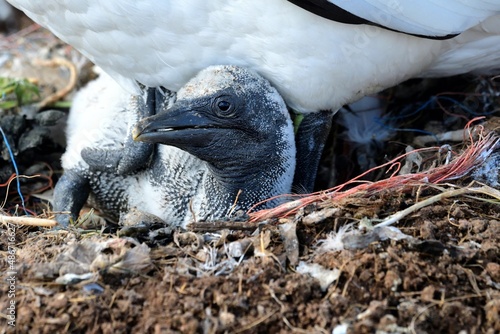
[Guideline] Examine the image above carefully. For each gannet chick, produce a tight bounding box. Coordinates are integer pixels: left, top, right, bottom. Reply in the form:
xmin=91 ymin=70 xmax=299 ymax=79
xmin=54 ymin=65 xmax=295 ymax=228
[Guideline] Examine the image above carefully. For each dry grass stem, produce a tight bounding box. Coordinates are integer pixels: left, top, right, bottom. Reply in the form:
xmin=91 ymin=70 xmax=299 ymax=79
xmin=1 ymin=214 xmax=57 ymax=227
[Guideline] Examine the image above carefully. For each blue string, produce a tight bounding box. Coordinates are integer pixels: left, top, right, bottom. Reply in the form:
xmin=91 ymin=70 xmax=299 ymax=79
xmin=382 ymin=97 xmax=437 ymax=122
xmin=375 ymin=93 xmax=499 ymax=145
xmin=435 ymin=96 xmax=498 ymax=116
xmin=0 ymin=125 xmax=28 ymax=215
xmin=375 ymin=116 xmax=440 ymax=144
xmin=374 ymin=97 xmax=441 ymax=144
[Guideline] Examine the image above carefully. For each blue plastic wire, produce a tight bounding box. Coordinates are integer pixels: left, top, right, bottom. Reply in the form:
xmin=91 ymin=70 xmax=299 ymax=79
xmin=0 ymin=124 xmax=28 ymax=215
xmin=382 ymin=97 xmax=437 ymax=122
xmin=383 ymin=122 xmax=440 ymax=143
xmin=374 ymin=97 xmax=440 ymax=144
xmin=435 ymin=95 xmax=498 ymax=117
xmin=375 ymin=92 xmax=499 ymax=145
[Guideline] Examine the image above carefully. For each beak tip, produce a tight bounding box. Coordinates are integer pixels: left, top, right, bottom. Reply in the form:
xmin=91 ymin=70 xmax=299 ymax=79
xmin=132 ymin=127 xmax=141 ymax=141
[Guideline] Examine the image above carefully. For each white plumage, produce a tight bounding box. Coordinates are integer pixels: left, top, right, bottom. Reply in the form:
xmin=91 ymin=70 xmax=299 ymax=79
xmin=328 ymin=0 xmax=498 ymax=36
xmin=0 ymin=0 xmax=13 ymax=22
xmin=6 ymin=0 xmax=500 ymax=113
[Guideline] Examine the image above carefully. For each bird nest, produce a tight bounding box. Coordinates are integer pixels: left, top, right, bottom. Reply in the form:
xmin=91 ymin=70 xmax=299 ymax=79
xmin=1 ymin=21 xmax=499 ymax=333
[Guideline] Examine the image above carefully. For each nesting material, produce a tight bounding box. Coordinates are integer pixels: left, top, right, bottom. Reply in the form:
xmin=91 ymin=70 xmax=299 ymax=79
xmin=250 ymin=119 xmax=500 ymax=221
xmin=296 ymin=262 xmax=341 ymax=292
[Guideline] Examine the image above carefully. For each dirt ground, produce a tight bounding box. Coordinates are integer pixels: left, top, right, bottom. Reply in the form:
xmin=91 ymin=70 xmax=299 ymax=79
xmin=1 ymin=14 xmax=499 ymax=334
xmin=1 ymin=186 xmax=499 ymax=334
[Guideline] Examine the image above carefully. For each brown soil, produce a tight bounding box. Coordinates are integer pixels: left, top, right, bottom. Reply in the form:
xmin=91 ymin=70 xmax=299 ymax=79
xmin=1 ymin=185 xmax=499 ymax=334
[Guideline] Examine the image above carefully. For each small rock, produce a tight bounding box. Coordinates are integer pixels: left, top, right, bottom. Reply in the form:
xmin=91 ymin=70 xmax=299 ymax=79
xmin=486 ymin=262 xmax=500 ymax=281
xmin=34 ymin=109 xmax=66 ymax=126
xmin=227 ymin=238 xmax=253 ymax=258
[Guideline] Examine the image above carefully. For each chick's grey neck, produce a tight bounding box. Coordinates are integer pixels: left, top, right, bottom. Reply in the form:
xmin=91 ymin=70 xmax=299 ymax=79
xmin=207 ymin=158 xmax=289 ymax=210
xmin=150 ymin=145 xmax=289 ymax=217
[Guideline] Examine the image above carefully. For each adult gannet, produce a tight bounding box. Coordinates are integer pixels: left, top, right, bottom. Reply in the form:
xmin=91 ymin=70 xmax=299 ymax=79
xmin=7 ymin=0 xmax=500 ymax=190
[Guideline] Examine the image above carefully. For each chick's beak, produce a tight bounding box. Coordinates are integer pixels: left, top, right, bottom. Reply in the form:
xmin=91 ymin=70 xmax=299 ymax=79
xmin=132 ymin=104 xmax=221 ymax=147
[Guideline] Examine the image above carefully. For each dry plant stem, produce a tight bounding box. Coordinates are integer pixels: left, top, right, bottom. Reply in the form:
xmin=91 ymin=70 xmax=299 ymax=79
xmin=414 ymin=126 xmax=477 ymax=146
xmin=227 ymin=189 xmax=243 ymax=217
xmin=1 ymin=214 xmax=58 ymax=227
xmin=409 ymin=291 xmax=489 ymax=334
xmin=35 ymin=57 xmax=77 ymax=108
xmin=188 ymin=219 xmax=260 ymax=232
xmin=282 ymin=316 xmax=311 ymax=334
xmin=250 ymin=129 xmax=498 ymax=222
xmin=376 ymin=185 xmax=500 ymax=228
xmin=233 ymin=310 xmax=278 ymax=334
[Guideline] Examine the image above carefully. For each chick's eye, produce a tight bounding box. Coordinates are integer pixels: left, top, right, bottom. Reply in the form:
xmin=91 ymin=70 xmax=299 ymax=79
xmin=213 ymin=96 xmax=236 ymax=117
xmin=217 ymin=100 xmax=231 ymax=111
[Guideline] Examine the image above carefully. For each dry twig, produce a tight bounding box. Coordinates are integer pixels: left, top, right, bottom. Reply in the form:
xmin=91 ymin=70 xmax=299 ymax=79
xmin=1 ymin=214 xmax=57 ymax=227
xmin=249 ymin=121 xmax=499 ymax=222
xmin=35 ymin=57 xmax=77 ymax=108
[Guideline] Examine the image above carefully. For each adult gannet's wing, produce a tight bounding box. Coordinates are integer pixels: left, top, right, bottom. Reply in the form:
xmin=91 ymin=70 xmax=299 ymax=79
xmin=288 ymin=0 xmax=499 ymax=38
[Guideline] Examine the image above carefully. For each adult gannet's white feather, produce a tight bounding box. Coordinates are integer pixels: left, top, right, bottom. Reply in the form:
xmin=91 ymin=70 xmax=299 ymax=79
xmin=6 ymin=0 xmax=500 ymax=114
xmin=0 ymin=0 xmax=13 ymax=22
xmin=324 ymin=0 xmax=498 ymax=36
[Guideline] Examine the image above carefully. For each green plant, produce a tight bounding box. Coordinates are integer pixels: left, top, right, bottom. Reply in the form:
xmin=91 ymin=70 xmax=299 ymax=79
xmin=0 ymin=77 xmax=40 ymax=110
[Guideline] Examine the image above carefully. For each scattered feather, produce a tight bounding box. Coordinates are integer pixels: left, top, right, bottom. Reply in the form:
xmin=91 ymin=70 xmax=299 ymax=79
xmin=279 ymin=220 xmax=299 ymax=266
xmin=296 ymin=261 xmax=340 ymax=291
xmin=338 ymin=96 xmax=393 ymax=145
xmin=55 ymin=272 xmax=94 ymax=285
xmin=341 ymin=226 xmax=413 ymax=250
xmin=316 ymin=223 xmax=355 ymax=253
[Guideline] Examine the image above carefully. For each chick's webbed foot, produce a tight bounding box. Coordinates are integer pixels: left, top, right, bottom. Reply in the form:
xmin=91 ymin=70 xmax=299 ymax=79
xmin=81 ymin=143 xmax=153 ymax=175
xmin=82 ymin=87 xmax=174 ymax=175
xmin=293 ymin=110 xmax=334 ymax=193
xmin=53 ymin=169 xmax=91 ymax=228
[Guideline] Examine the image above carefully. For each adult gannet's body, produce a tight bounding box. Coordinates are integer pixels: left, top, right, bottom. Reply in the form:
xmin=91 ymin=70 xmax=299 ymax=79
xmin=8 ymin=0 xmax=500 ymax=190
xmin=54 ymin=66 xmax=296 ymax=227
